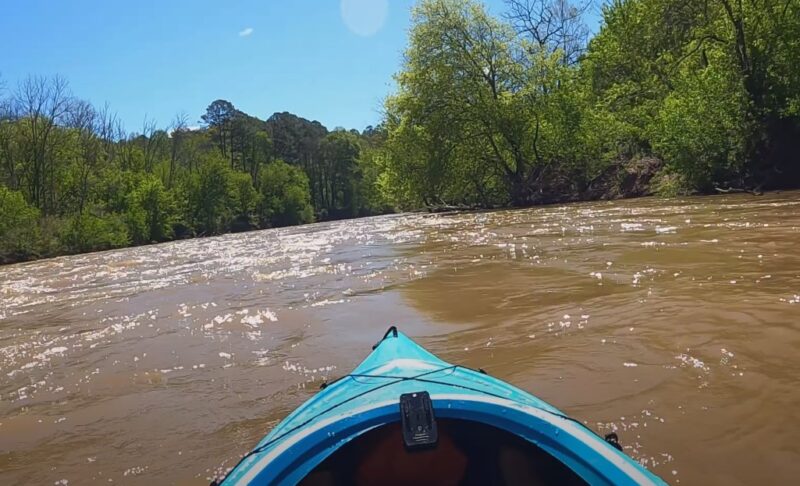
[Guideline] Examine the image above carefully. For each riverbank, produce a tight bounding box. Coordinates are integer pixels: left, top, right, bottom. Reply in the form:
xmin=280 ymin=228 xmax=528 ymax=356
xmin=3 ymin=173 xmax=782 ymax=268
xmin=425 ymin=153 xmax=789 ymax=215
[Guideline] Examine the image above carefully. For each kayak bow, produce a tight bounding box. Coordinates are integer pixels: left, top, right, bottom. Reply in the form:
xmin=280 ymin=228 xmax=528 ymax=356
xmin=219 ymin=327 xmax=666 ymax=485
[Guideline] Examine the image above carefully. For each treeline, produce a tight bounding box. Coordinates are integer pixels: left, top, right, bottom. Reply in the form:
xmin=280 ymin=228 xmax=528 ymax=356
xmin=379 ymin=0 xmax=800 ymax=208
xmin=0 ymin=77 xmax=391 ymax=263
xmin=4 ymin=0 xmax=800 ymax=263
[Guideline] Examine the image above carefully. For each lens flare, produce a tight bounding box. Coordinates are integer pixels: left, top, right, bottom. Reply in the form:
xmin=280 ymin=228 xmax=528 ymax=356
xmin=340 ymin=0 xmax=389 ymax=37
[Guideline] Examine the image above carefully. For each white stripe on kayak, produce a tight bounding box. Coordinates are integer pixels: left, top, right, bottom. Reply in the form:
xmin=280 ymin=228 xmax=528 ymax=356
xmin=235 ymin=393 xmax=661 ymax=485
xmin=357 ymin=358 xmax=447 ymax=375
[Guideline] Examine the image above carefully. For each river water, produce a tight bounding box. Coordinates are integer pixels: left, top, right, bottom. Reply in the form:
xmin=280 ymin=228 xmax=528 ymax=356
xmin=1 ymin=192 xmax=799 ymax=485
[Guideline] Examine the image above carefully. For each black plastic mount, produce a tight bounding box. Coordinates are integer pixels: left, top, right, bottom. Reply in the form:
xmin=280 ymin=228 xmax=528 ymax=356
xmin=604 ymin=432 xmax=623 ymax=451
xmin=399 ymin=391 xmax=438 ymax=450
xmin=372 ymin=325 xmax=399 ymax=350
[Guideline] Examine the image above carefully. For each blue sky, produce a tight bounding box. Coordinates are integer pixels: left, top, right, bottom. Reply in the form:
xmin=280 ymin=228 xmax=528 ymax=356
xmin=1 ymin=0 xmax=601 ymax=133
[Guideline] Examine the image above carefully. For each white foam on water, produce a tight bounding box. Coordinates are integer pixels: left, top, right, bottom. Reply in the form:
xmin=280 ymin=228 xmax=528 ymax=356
xmin=675 ymin=354 xmax=710 ymax=373
xmin=621 ymin=223 xmax=644 ymax=232
xmin=310 ymin=299 xmax=345 ymax=308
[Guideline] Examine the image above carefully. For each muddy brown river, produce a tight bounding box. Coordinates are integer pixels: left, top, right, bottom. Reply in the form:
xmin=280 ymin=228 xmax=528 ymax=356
xmin=2 ymin=192 xmax=799 ymax=485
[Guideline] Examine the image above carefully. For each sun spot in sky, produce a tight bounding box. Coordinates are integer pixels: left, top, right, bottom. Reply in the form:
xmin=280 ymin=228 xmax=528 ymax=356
xmin=340 ymin=0 xmax=389 ymax=37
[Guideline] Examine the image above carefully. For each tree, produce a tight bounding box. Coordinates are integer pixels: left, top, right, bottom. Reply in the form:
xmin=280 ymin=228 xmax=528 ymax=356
xmin=317 ymin=130 xmax=361 ymax=217
xmin=265 ymin=112 xmax=328 ymax=165
xmin=257 ymin=160 xmax=314 ymax=227
xmin=0 ymin=107 xmax=21 ymax=190
xmin=505 ymin=0 xmax=592 ymax=65
xmin=0 ymin=185 xmax=40 ymax=261
xmin=62 ymin=100 xmax=118 ymax=215
xmin=355 ymin=143 xmax=394 ymax=215
xmin=14 ymin=75 xmax=72 ymax=214
xmin=127 ymin=176 xmax=177 ymax=243
xmin=0 ymin=75 xmax=392 ymax=264
xmin=585 ymin=0 xmax=800 ymax=191
xmin=139 ymin=117 xmax=168 ymax=173
xmin=168 ymin=112 xmax=189 ymax=188
xmin=201 ymin=99 xmax=236 ymax=162
xmin=228 ymin=170 xmax=260 ymax=231
xmin=384 ymin=0 xmax=587 ymax=207
xmin=186 ymin=155 xmax=235 ymax=235
xmin=230 ymin=112 xmax=272 ymax=178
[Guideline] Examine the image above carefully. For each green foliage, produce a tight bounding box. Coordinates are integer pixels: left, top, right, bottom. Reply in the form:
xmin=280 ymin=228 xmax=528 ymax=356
xmin=0 ymin=79 xmax=389 ymax=263
xmin=383 ymin=0 xmax=596 ymax=207
xmin=127 ymin=176 xmax=178 ymax=243
xmin=186 ymin=156 xmax=235 ymax=235
xmin=229 ymin=171 xmax=260 ymax=218
xmin=651 ymin=66 xmax=749 ymax=190
xmin=36 ymin=216 xmax=67 ymax=257
xmin=317 ymin=130 xmax=361 ymax=218
xmin=651 ymin=169 xmax=692 ymax=197
xmin=354 ymin=145 xmax=394 ymax=215
xmin=586 ymin=0 xmax=800 ymax=189
xmin=60 ymin=212 xmax=129 ymax=254
xmin=266 ymin=112 xmax=327 ymax=165
xmin=257 ymin=160 xmax=314 ymax=227
xmin=381 ymin=0 xmax=800 ymax=207
xmin=0 ymin=185 xmax=40 ymax=260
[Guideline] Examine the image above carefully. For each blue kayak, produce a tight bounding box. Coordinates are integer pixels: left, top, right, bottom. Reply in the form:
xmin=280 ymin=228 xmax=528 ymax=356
xmin=220 ymin=328 xmax=666 ymax=485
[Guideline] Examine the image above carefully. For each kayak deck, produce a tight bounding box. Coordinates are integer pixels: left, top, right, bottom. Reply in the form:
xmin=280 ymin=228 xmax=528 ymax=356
xmin=220 ymin=328 xmax=666 ymax=485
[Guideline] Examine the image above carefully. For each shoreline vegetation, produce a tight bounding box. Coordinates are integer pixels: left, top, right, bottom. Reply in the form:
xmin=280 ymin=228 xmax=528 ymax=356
xmin=2 ymin=0 xmax=799 ymax=265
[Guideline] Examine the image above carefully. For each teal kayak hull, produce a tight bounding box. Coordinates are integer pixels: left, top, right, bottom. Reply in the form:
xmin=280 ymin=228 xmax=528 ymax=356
xmin=221 ymin=328 xmax=666 ymax=485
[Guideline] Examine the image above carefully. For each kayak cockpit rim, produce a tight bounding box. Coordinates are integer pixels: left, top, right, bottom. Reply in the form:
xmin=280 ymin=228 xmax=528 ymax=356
xmin=227 ymin=393 xmax=661 ymax=486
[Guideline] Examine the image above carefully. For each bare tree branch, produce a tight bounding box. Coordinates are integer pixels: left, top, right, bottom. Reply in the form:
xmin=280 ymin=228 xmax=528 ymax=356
xmin=168 ymin=111 xmax=189 ymax=187
xmin=13 ymin=75 xmax=72 ymax=213
xmin=504 ymin=0 xmax=593 ymax=65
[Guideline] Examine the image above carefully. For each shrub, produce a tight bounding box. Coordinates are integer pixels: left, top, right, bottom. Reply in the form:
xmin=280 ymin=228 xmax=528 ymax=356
xmin=60 ymin=212 xmax=129 ymax=254
xmin=0 ymin=186 xmax=40 ymax=262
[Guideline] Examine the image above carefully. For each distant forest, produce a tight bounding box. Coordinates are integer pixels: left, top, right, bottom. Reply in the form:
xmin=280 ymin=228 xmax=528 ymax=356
xmin=2 ymin=0 xmax=799 ymax=264
xmin=0 ymin=88 xmax=391 ymax=263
